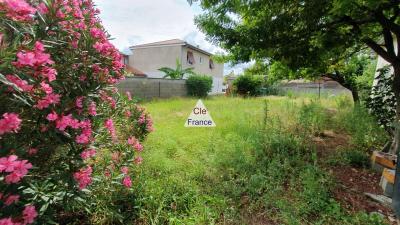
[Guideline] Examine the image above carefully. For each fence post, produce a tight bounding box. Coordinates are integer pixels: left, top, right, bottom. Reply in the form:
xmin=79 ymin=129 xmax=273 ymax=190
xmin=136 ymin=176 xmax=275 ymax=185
xmin=158 ymin=81 xmax=161 ymax=98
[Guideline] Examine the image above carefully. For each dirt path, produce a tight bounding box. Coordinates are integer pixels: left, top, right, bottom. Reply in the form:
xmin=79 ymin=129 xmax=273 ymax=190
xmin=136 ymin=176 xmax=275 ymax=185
xmin=313 ymin=130 xmax=396 ymax=224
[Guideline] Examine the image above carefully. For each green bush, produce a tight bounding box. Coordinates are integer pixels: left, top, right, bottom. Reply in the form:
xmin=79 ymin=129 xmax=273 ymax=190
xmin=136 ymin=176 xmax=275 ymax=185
xmin=186 ymin=74 xmax=213 ymax=97
xmin=233 ymin=75 xmax=263 ymax=96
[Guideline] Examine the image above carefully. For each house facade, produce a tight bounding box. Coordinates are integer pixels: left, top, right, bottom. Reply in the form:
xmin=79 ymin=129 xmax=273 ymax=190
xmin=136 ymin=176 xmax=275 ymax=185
xmin=127 ymin=39 xmax=224 ymax=94
xmin=374 ymin=38 xmax=398 ymax=84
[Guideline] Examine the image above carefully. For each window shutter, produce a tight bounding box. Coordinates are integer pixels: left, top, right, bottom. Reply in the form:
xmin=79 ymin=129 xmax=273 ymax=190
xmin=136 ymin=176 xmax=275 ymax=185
xmin=187 ymin=51 xmax=195 ymax=65
xmin=209 ymin=59 xmax=215 ymax=69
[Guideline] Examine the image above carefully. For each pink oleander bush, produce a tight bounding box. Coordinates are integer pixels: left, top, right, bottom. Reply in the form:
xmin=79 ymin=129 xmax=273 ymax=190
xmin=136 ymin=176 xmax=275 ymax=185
xmin=0 ymin=0 xmax=152 ymax=224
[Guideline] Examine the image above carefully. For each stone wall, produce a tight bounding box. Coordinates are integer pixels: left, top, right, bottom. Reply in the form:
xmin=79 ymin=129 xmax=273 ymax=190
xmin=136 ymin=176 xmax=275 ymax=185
xmin=116 ymin=77 xmax=188 ymax=99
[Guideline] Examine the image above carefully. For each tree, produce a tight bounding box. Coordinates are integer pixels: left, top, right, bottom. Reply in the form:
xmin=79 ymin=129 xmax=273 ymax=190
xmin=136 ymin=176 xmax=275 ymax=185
xmin=325 ymin=53 xmax=372 ymax=103
xmin=267 ymin=61 xmax=296 ymax=85
xmin=243 ymin=60 xmax=269 ymax=77
xmin=158 ymin=58 xmax=195 ymax=79
xmin=192 ymin=0 xmax=400 ymax=110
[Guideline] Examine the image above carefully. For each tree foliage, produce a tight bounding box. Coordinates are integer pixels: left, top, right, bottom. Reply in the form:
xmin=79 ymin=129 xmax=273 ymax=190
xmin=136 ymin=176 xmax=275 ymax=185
xmin=186 ymin=74 xmax=213 ymax=97
xmin=233 ymin=74 xmax=263 ymax=96
xmin=193 ymin=0 xmax=400 ymax=104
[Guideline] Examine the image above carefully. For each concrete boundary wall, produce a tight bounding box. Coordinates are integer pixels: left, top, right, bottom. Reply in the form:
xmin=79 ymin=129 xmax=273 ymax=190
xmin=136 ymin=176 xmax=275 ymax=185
xmin=117 ymin=77 xmax=187 ymax=99
xmin=278 ymin=80 xmax=351 ymax=96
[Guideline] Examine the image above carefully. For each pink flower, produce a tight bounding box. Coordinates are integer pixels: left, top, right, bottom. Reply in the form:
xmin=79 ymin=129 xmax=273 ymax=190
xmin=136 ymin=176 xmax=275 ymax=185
xmin=71 ymin=40 xmax=78 ymax=49
xmin=34 ymin=41 xmax=45 ymax=52
xmin=120 ymin=166 xmax=128 ymax=174
xmin=89 ymin=27 xmax=105 ymax=39
xmin=122 ymin=176 xmax=132 ymax=188
xmin=128 ymin=137 xmax=143 ymax=152
xmin=125 ymin=91 xmax=132 ymax=100
xmin=79 ymin=75 xmax=87 ymax=81
xmin=104 ymin=170 xmax=111 ymax=178
xmin=16 ymin=51 xmax=35 ymax=66
xmin=28 ymin=148 xmax=38 ymax=155
xmin=56 ymin=10 xmax=65 ymax=19
xmin=22 ymin=205 xmax=37 ymax=224
xmin=1 ymin=158 xmax=31 ymax=184
xmin=0 ymin=218 xmax=14 ymax=225
xmin=75 ymin=133 xmax=90 ymax=144
xmin=88 ymin=102 xmax=97 ymax=116
xmin=4 ymin=195 xmax=19 ymax=206
xmin=0 ymin=113 xmax=22 ymax=135
xmin=146 ymin=117 xmax=154 ymax=132
xmin=138 ymin=114 xmax=146 ymax=125
xmin=134 ymin=156 xmax=143 ymax=165
xmin=34 ymin=51 xmax=53 ymax=65
xmin=5 ymin=172 xmax=22 ymax=184
xmin=73 ymin=166 xmax=93 ymax=189
xmin=134 ymin=142 xmax=143 ymax=152
xmin=124 ymin=110 xmax=131 ymax=118
xmin=80 ymin=149 xmax=96 ymax=160
xmin=111 ymin=152 xmax=120 ymax=163
xmin=3 ymin=0 xmax=36 ymax=21
xmin=5 ymin=75 xmax=33 ymax=92
xmin=104 ymin=118 xmax=117 ymax=141
xmin=37 ymin=2 xmax=48 ymax=14
xmin=75 ymin=96 xmax=84 ymax=108
xmin=41 ymin=67 xmax=57 ymax=82
xmin=40 ymin=81 xmax=53 ymax=94
xmin=55 ymin=114 xmax=79 ymax=131
xmin=46 ymin=111 xmax=58 ymax=121
xmin=0 ymin=155 xmax=17 ymax=172
xmin=13 ymin=159 xmax=32 ymax=176
xmin=34 ymin=93 xmax=61 ymax=109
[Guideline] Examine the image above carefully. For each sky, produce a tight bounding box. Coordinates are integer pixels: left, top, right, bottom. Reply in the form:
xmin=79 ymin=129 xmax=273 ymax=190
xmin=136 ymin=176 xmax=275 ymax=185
xmin=93 ymin=0 xmax=249 ymax=75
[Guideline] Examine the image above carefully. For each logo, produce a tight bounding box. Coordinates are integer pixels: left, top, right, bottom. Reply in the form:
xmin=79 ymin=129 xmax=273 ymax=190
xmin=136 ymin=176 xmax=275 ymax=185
xmin=185 ymin=99 xmax=216 ymax=127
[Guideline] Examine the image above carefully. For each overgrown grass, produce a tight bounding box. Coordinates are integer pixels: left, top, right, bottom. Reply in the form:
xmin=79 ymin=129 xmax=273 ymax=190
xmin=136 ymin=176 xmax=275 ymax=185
xmin=131 ymin=95 xmax=388 ymax=225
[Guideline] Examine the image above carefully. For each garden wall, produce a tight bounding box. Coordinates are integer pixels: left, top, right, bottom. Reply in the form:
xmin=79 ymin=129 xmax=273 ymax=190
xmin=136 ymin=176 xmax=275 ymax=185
xmin=278 ymin=80 xmax=351 ymax=96
xmin=117 ymin=77 xmax=188 ymax=99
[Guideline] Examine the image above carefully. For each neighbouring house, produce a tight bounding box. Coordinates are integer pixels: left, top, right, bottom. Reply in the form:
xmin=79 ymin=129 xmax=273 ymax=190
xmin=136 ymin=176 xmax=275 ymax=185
xmin=374 ymin=38 xmax=398 ymax=84
xmin=120 ymin=53 xmax=147 ymax=77
xmin=127 ymin=39 xmax=224 ymax=94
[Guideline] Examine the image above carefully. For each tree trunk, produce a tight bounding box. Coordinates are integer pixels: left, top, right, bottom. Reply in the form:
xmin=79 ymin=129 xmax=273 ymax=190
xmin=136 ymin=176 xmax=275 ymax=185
xmin=350 ymin=88 xmax=360 ymax=105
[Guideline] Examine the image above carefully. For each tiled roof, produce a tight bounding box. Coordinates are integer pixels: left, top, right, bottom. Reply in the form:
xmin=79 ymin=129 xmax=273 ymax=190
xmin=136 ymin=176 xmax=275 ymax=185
xmin=125 ymin=65 xmax=147 ymax=76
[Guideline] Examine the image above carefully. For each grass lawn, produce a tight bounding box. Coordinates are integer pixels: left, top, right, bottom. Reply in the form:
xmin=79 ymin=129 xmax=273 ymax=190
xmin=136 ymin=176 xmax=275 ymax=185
xmin=133 ymin=95 xmax=390 ymax=225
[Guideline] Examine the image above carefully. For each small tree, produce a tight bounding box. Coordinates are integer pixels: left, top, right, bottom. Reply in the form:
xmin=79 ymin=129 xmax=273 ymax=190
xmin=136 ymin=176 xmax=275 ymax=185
xmin=159 ymin=58 xmax=194 ymax=79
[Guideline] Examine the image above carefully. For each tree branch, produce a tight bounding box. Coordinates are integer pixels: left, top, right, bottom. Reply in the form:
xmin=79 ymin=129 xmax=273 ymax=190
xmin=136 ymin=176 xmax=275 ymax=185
xmin=376 ymin=11 xmax=400 ymax=56
xmin=364 ymin=38 xmax=396 ymax=64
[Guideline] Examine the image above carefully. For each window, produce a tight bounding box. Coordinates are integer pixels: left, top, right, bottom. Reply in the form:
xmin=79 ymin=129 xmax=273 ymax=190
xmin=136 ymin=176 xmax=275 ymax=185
xmin=123 ymin=55 xmax=129 ymax=65
xmin=200 ymin=57 xmax=203 ymax=64
xmin=209 ymin=59 xmax=215 ymax=69
xmin=187 ymin=51 xmax=195 ymax=65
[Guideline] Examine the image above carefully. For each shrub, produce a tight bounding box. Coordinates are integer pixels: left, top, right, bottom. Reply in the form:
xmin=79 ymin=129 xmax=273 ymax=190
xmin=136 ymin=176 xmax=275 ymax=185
xmin=365 ymin=66 xmax=396 ymax=132
xmin=0 ymin=0 xmax=152 ymax=223
xmin=186 ymin=74 xmax=212 ymax=98
xmin=233 ymin=74 xmax=262 ymax=96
